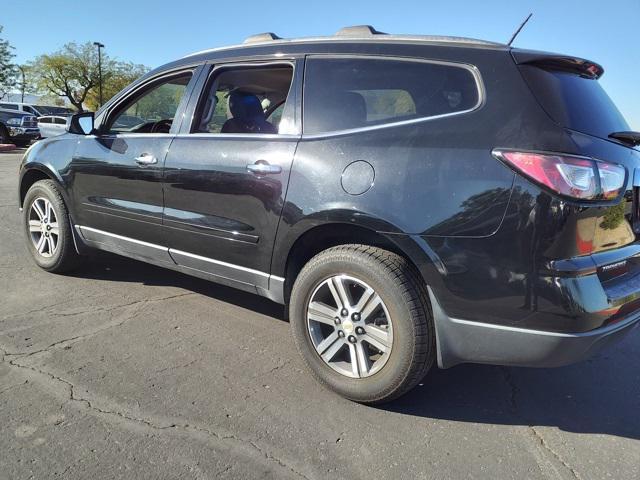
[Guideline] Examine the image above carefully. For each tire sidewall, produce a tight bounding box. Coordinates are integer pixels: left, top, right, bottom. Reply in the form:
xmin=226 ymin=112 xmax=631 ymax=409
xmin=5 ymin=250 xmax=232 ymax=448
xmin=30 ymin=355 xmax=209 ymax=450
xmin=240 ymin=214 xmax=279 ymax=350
xmin=290 ymin=250 xmax=422 ymax=402
xmin=23 ymin=181 xmax=72 ymax=271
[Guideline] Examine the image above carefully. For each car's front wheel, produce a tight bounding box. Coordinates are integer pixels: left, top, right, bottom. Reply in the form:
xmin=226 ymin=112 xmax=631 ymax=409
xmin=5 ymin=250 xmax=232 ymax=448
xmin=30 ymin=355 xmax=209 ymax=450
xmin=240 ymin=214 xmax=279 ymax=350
xmin=290 ymin=245 xmax=436 ymax=404
xmin=23 ymin=179 xmax=82 ymax=273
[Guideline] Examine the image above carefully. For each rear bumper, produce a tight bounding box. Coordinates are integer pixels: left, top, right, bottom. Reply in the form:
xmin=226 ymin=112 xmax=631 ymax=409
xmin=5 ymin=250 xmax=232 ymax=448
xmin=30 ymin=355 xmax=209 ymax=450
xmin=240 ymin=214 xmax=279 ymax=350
xmin=430 ymin=286 xmax=640 ymax=368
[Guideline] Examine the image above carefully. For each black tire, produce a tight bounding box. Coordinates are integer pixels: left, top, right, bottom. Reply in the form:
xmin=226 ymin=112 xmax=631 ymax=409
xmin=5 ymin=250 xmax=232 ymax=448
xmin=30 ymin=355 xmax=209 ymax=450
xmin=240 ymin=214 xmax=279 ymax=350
xmin=22 ymin=179 xmax=82 ymax=273
xmin=290 ymin=245 xmax=436 ymax=404
xmin=0 ymin=125 xmax=9 ymax=144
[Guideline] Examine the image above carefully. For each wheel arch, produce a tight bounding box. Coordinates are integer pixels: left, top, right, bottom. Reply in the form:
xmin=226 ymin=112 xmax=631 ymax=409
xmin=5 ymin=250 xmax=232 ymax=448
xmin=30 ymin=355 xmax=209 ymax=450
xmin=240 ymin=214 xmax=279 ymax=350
xmin=278 ymin=222 xmax=444 ymax=305
xmin=19 ymin=165 xmax=69 ymax=211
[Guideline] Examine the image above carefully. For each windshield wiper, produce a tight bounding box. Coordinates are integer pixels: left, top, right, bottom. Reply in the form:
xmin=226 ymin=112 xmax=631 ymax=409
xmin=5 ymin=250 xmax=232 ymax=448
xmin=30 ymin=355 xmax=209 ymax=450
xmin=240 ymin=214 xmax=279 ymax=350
xmin=609 ymin=131 xmax=640 ymax=147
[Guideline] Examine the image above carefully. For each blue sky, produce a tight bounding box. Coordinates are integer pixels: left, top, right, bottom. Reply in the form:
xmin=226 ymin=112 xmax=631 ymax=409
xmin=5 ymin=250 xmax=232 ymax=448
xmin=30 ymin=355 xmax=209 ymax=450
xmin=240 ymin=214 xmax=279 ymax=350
xmin=3 ymin=0 xmax=639 ymax=128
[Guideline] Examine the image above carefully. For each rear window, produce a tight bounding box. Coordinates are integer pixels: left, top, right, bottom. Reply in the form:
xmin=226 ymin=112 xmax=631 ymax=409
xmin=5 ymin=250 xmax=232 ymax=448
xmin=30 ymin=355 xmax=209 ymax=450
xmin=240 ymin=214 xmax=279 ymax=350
xmin=303 ymin=57 xmax=480 ymax=134
xmin=519 ymin=65 xmax=629 ymax=140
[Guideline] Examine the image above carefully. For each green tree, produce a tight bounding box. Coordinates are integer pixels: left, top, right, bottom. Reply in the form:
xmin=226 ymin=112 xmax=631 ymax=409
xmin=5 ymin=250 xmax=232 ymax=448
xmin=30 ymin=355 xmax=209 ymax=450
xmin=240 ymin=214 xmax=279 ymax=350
xmin=84 ymin=61 xmax=148 ymax=111
xmin=28 ymin=42 xmax=148 ymax=112
xmin=0 ymin=26 xmax=17 ymax=100
xmin=28 ymin=42 xmax=102 ymax=111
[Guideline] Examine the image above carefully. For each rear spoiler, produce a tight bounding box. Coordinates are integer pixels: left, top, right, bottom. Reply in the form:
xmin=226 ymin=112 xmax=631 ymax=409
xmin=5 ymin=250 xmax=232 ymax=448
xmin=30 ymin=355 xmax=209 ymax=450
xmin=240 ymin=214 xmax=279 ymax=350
xmin=512 ymin=49 xmax=604 ymax=79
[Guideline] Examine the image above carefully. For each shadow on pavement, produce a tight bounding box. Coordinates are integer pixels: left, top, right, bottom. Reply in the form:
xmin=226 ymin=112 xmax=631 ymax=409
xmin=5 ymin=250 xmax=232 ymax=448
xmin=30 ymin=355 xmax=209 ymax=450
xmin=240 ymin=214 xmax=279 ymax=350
xmin=68 ymin=250 xmax=286 ymax=321
xmin=69 ymin=250 xmax=640 ymax=441
xmin=381 ymin=340 xmax=640 ymax=441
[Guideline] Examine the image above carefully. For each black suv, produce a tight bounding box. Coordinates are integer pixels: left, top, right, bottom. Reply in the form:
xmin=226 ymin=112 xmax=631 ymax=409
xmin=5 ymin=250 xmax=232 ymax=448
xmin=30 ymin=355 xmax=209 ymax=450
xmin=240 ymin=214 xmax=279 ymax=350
xmin=18 ymin=26 xmax=640 ymax=403
xmin=0 ymin=108 xmax=40 ymax=146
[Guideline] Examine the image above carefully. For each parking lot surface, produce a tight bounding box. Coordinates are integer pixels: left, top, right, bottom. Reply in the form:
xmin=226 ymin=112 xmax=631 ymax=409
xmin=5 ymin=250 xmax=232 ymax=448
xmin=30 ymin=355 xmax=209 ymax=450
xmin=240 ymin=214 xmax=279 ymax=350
xmin=1 ymin=150 xmax=639 ymax=479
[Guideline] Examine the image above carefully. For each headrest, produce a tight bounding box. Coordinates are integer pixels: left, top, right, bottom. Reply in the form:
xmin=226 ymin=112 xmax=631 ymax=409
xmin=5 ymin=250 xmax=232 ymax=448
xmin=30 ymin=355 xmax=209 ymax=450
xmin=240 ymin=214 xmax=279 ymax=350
xmin=228 ymin=91 xmax=264 ymax=121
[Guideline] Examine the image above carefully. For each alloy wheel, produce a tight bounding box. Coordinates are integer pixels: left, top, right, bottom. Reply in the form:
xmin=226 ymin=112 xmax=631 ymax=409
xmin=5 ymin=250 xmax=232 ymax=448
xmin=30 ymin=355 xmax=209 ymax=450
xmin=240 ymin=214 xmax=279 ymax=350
xmin=306 ymin=275 xmax=393 ymax=378
xmin=28 ymin=197 xmax=59 ymax=258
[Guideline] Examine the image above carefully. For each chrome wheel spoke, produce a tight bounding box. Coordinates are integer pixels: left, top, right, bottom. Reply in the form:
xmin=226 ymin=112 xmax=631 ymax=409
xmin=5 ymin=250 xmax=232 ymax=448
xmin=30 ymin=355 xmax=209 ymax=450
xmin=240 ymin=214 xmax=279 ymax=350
xmin=35 ymin=234 xmax=46 ymax=253
xmin=308 ymin=301 xmax=337 ymax=326
xmin=360 ymin=292 xmax=382 ymax=322
xmin=46 ymin=235 xmax=55 ymax=254
xmin=328 ymin=276 xmax=352 ymax=309
xmin=363 ymin=325 xmax=391 ymax=352
xmin=354 ymin=343 xmax=370 ymax=377
xmin=347 ymin=343 xmax=360 ymax=377
xmin=28 ymin=220 xmax=41 ymax=232
xmin=45 ymin=200 xmax=53 ymax=221
xmin=320 ymin=335 xmax=344 ymax=362
xmin=354 ymin=286 xmax=375 ymax=312
xmin=32 ymin=200 xmax=45 ymax=221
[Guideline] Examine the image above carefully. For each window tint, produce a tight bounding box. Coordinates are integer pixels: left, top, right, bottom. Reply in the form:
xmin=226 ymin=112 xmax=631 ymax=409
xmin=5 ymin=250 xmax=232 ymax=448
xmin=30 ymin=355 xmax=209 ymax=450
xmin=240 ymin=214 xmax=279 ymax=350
xmin=355 ymin=89 xmax=416 ymax=122
xmin=39 ymin=117 xmax=52 ymax=124
xmin=0 ymin=103 xmax=18 ymax=110
xmin=519 ymin=66 xmax=629 ymax=140
xmin=54 ymin=117 xmax=67 ymax=125
xmin=303 ymin=57 xmax=479 ymax=134
xmin=192 ymin=65 xmax=294 ymax=135
xmin=108 ymin=72 xmax=192 ymax=134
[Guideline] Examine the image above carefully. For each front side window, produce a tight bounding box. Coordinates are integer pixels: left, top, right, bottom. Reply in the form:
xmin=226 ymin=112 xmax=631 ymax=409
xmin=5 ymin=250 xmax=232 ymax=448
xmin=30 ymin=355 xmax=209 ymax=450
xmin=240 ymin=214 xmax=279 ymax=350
xmin=39 ymin=117 xmax=52 ymax=124
xmin=192 ymin=64 xmax=294 ymax=135
xmin=107 ymin=72 xmax=193 ymax=134
xmin=303 ymin=57 xmax=480 ymax=134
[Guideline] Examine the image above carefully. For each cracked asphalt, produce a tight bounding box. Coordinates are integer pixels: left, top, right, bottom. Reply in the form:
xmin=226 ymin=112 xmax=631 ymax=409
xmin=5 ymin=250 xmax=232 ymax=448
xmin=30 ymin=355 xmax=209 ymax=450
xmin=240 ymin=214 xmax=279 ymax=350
xmin=1 ymin=150 xmax=639 ymax=480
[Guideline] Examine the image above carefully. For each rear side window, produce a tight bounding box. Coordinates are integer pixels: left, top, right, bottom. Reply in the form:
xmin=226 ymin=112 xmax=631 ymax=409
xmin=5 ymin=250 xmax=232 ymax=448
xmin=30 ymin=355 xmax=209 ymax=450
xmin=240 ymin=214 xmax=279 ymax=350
xmin=303 ymin=57 xmax=480 ymax=134
xmin=519 ymin=66 xmax=629 ymax=140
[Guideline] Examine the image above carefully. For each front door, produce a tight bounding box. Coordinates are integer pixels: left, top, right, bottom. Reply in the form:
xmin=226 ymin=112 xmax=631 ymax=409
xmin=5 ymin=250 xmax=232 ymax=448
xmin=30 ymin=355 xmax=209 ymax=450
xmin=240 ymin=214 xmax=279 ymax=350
xmin=162 ymin=60 xmax=302 ymax=295
xmin=70 ymin=69 xmax=199 ymax=260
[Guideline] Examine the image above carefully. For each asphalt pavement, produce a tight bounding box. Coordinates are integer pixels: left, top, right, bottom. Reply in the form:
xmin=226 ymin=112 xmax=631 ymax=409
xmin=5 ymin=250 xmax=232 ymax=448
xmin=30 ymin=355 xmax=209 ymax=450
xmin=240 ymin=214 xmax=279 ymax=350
xmin=1 ymin=150 xmax=639 ymax=479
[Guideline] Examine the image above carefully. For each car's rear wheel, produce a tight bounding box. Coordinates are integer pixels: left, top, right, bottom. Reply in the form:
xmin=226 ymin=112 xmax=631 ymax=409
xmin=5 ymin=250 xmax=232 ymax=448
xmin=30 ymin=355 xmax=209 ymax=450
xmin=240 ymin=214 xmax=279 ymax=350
xmin=290 ymin=245 xmax=435 ymax=404
xmin=23 ymin=180 xmax=82 ymax=273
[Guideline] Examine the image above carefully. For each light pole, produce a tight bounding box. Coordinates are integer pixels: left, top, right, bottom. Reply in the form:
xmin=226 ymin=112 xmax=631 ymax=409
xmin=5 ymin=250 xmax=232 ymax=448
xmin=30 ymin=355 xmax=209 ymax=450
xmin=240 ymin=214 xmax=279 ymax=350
xmin=17 ymin=65 xmax=26 ymax=103
xmin=93 ymin=42 xmax=105 ymax=107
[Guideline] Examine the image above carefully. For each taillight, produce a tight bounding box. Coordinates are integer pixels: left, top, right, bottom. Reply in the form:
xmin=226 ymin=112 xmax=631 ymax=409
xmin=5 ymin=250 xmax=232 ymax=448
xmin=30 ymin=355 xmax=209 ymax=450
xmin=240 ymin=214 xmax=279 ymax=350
xmin=493 ymin=150 xmax=626 ymax=200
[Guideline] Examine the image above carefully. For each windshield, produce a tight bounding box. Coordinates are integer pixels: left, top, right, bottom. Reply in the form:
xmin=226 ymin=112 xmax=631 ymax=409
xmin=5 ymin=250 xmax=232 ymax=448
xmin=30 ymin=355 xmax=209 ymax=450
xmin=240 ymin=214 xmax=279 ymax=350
xmin=36 ymin=106 xmax=74 ymax=115
xmin=519 ymin=65 xmax=629 ymax=140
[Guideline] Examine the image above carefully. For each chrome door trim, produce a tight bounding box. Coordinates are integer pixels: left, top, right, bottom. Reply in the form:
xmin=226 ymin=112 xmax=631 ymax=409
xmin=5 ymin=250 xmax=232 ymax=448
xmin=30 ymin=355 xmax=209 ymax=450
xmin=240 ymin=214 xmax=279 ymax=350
xmin=170 ymin=248 xmax=273 ymax=278
xmin=76 ymin=225 xmax=285 ymax=287
xmin=79 ymin=225 xmax=167 ymax=251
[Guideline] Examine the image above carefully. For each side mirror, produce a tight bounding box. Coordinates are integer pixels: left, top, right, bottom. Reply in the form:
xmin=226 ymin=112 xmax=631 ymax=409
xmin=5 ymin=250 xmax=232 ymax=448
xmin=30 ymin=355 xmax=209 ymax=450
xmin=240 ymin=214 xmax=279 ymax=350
xmin=68 ymin=112 xmax=95 ymax=135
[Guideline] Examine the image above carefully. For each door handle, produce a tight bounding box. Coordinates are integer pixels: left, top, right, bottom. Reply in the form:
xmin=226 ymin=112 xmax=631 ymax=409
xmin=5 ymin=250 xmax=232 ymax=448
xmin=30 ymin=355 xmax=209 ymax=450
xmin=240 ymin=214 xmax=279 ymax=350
xmin=246 ymin=161 xmax=282 ymax=175
xmin=135 ymin=153 xmax=157 ymax=165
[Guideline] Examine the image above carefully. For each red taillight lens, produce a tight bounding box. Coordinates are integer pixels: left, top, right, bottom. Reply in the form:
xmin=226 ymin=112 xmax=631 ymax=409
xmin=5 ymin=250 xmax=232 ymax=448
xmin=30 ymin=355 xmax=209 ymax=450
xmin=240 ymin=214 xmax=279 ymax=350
xmin=493 ymin=150 xmax=626 ymax=200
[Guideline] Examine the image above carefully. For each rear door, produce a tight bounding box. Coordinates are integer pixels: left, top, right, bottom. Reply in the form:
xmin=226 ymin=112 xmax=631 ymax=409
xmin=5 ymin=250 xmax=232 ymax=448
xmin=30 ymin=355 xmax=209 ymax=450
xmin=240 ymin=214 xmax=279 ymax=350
xmin=162 ymin=59 xmax=302 ymax=295
xmin=70 ymin=67 xmax=202 ymax=259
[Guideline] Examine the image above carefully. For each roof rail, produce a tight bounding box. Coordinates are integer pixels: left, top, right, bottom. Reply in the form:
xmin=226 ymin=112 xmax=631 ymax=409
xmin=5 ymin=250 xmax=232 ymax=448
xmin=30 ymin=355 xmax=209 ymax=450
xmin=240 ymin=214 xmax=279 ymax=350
xmin=335 ymin=25 xmax=386 ymax=37
xmin=243 ymin=32 xmax=282 ymax=44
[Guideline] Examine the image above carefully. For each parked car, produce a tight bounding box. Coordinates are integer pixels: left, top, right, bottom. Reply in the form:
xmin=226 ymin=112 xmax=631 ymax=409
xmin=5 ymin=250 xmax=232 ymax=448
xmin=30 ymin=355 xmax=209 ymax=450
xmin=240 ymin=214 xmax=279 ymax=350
xmin=17 ymin=26 xmax=640 ymax=403
xmin=37 ymin=115 xmax=69 ymax=138
xmin=0 ymin=102 xmax=75 ymax=117
xmin=0 ymin=108 xmax=39 ymax=146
